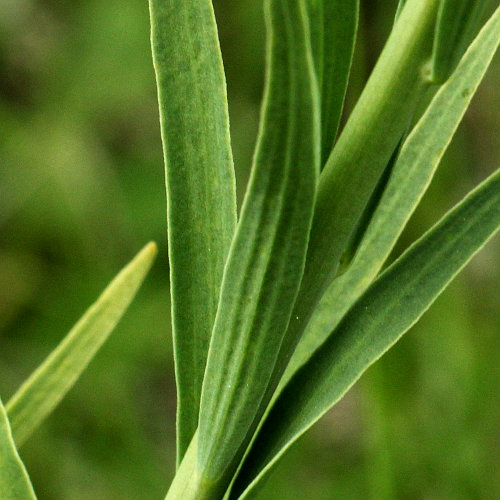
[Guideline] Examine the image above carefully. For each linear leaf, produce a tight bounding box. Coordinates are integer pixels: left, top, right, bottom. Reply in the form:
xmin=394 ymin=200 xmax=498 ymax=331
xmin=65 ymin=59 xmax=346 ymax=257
xmin=284 ymin=4 xmax=500 ymax=384
xmin=234 ymin=163 xmax=500 ymax=499
xmin=148 ymin=0 xmax=237 ymax=462
xmin=271 ymin=0 xmax=441 ymax=398
xmin=305 ymin=0 xmax=359 ymax=165
xmin=6 ymin=243 xmax=157 ymax=446
xmin=305 ymin=0 xmax=324 ymax=85
xmin=194 ymin=0 xmax=319 ymax=495
xmin=432 ymin=0 xmax=490 ymax=83
xmin=319 ymin=0 xmax=359 ymax=165
xmin=0 ymin=399 xmax=36 ymax=499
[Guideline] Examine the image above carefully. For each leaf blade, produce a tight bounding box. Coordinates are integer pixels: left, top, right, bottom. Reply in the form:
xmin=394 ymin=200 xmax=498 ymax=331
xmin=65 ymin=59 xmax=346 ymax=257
xmin=432 ymin=0 xmax=490 ymax=82
xmin=284 ymin=2 xmax=500 ymax=383
xmin=272 ymin=0 xmax=441 ymax=401
xmin=233 ymin=10 xmax=500 ymax=495
xmin=0 ymin=399 xmax=36 ymax=500
xmin=6 ymin=243 xmax=157 ymax=446
xmin=319 ymin=0 xmax=359 ymax=165
xmin=148 ymin=0 xmax=238 ymax=462
xmin=236 ymin=162 xmax=500 ymax=499
xmin=195 ymin=0 xmax=319 ymax=493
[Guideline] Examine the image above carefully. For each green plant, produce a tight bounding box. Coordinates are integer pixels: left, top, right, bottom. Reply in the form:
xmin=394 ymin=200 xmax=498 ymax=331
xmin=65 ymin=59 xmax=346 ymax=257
xmin=0 ymin=0 xmax=499 ymax=499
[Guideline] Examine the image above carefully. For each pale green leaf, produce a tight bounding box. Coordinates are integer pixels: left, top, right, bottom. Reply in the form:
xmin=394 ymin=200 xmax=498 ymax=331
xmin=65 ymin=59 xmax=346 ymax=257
xmin=148 ymin=0 xmax=237 ymax=462
xmin=194 ymin=0 xmax=319 ymax=495
xmin=432 ymin=0 xmax=490 ymax=82
xmin=234 ymin=163 xmax=500 ymax=499
xmin=6 ymin=243 xmax=157 ymax=446
xmin=0 ymin=399 xmax=36 ymax=499
xmin=164 ymin=433 xmax=202 ymax=500
xmin=284 ymin=4 xmax=500 ymax=384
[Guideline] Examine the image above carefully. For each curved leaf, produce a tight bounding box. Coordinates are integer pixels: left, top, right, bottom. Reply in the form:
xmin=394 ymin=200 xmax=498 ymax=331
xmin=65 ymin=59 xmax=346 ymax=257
xmin=0 ymin=399 xmax=36 ymax=499
xmin=235 ymin=163 xmax=500 ymax=499
xmin=272 ymin=0 xmax=441 ymax=400
xmin=194 ymin=0 xmax=320 ymax=495
xmin=231 ymin=8 xmax=500 ymax=499
xmin=148 ymin=0 xmax=237 ymax=462
xmin=284 ymin=4 xmax=500 ymax=384
xmin=7 ymin=243 xmax=157 ymax=446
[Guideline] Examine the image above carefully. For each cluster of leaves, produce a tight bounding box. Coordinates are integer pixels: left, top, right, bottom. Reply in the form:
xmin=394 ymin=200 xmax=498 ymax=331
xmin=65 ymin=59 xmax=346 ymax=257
xmin=0 ymin=0 xmax=498 ymax=499
xmin=150 ymin=0 xmax=500 ymax=498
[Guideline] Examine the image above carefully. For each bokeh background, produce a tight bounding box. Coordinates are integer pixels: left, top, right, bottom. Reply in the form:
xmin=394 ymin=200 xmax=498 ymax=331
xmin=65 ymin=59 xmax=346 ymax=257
xmin=0 ymin=0 xmax=499 ymax=498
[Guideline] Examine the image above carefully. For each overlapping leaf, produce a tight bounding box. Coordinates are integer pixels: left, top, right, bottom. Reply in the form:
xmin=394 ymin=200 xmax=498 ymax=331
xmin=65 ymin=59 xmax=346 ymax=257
xmin=432 ymin=0 xmax=490 ymax=82
xmin=271 ymin=0 xmax=441 ymax=391
xmin=305 ymin=0 xmax=359 ymax=165
xmin=319 ymin=0 xmax=359 ymax=165
xmin=6 ymin=243 xmax=157 ymax=446
xmin=148 ymin=0 xmax=237 ymax=462
xmin=284 ymin=3 xmax=500 ymax=383
xmin=236 ymin=163 xmax=500 ymax=498
xmin=194 ymin=0 xmax=319 ymax=495
xmin=232 ymin=7 xmax=500 ymax=497
xmin=0 ymin=399 xmax=36 ymax=499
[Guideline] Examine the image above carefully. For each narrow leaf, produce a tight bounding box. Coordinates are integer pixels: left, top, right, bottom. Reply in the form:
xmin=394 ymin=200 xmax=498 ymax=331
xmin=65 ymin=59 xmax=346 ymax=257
xmin=195 ymin=0 xmax=319 ymax=494
xmin=235 ymin=164 xmax=500 ymax=499
xmin=6 ymin=243 xmax=157 ymax=446
xmin=0 ymin=399 xmax=36 ymax=499
xmin=305 ymin=0 xmax=324 ymax=85
xmin=320 ymin=0 xmax=359 ymax=165
xmin=284 ymin=4 xmax=500 ymax=383
xmin=432 ymin=0 xmax=489 ymax=82
xmin=272 ymin=0 xmax=441 ymax=397
xmin=148 ymin=0 xmax=237 ymax=462
xmin=305 ymin=0 xmax=359 ymax=165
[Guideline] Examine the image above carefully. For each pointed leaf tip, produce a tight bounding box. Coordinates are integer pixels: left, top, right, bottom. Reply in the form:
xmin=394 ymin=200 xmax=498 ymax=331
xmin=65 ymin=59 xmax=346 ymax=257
xmin=6 ymin=242 xmax=157 ymax=446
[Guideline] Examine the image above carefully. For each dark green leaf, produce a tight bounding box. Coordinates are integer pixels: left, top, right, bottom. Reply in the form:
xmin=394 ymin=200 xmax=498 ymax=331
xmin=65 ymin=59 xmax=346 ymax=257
xmin=432 ymin=0 xmax=490 ymax=82
xmin=284 ymin=3 xmax=500 ymax=384
xmin=319 ymin=0 xmax=359 ymax=165
xmin=195 ymin=0 xmax=319 ymax=495
xmin=272 ymin=0 xmax=441 ymax=397
xmin=236 ymin=163 xmax=500 ymax=498
xmin=233 ymin=10 xmax=500 ymax=496
xmin=148 ymin=0 xmax=238 ymax=462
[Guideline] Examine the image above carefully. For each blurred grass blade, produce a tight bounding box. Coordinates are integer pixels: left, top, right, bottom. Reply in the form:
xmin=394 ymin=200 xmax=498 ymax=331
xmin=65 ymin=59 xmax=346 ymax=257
xmin=320 ymin=0 xmax=359 ymax=165
xmin=432 ymin=0 xmax=490 ymax=83
xmin=234 ymin=164 xmax=500 ymax=499
xmin=195 ymin=0 xmax=319 ymax=495
xmin=6 ymin=243 xmax=157 ymax=447
xmin=148 ymin=0 xmax=237 ymax=462
xmin=284 ymin=4 xmax=500 ymax=382
xmin=0 ymin=399 xmax=36 ymax=499
xmin=272 ymin=0 xmax=440 ymax=393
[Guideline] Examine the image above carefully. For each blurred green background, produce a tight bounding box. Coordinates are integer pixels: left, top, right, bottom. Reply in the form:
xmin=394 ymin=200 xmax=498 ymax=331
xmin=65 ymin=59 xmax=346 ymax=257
xmin=0 ymin=0 xmax=499 ymax=498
